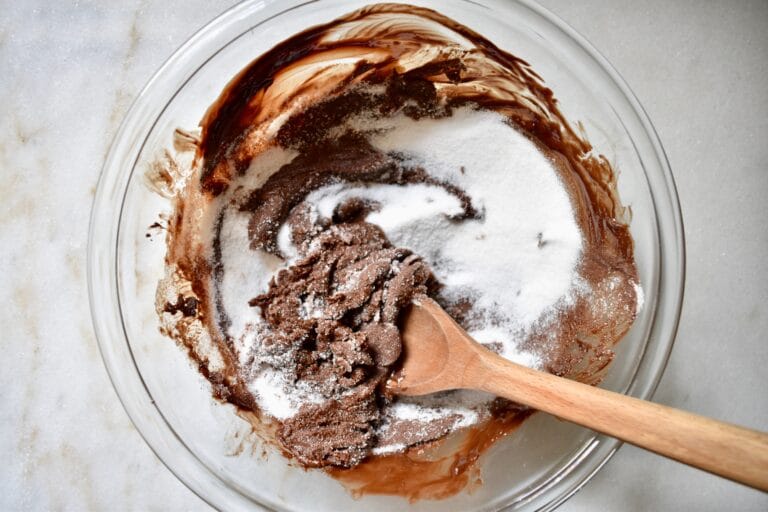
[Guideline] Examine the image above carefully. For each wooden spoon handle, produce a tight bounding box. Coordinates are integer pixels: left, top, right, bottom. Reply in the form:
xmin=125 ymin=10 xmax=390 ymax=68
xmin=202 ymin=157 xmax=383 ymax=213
xmin=468 ymin=349 xmax=768 ymax=491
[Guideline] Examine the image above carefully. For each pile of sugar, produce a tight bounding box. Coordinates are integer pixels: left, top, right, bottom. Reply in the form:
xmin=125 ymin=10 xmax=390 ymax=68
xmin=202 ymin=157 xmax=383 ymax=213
xmin=216 ymin=107 xmax=585 ymax=447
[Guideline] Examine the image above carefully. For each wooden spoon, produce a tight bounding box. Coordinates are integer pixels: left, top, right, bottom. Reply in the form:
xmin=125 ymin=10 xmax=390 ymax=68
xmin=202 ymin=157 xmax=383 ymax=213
xmin=390 ymin=297 xmax=768 ymax=491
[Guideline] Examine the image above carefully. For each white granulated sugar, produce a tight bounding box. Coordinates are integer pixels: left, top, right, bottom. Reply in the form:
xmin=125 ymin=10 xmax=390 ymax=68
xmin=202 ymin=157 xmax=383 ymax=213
xmin=336 ymin=268 xmax=362 ymax=293
xmin=219 ymin=207 xmax=282 ymax=362
xmin=371 ymin=443 xmax=407 ymax=456
xmin=236 ymin=145 xmax=298 ymax=195
xmin=218 ymin=145 xmax=299 ymax=360
xmin=366 ymin=107 xmax=583 ymax=331
xmin=307 ymin=182 xmax=464 ymax=233
xmin=299 ymin=293 xmax=326 ymax=319
xmin=371 ymin=393 xmax=486 ymax=455
xmin=248 ymin=367 xmax=328 ymax=420
xmin=276 ymin=222 xmax=298 ymax=261
xmin=402 ymin=389 xmax=494 ymax=415
xmin=390 ymin=399 xmax=479 ymax=428
xmin=470 ymin=326 xmax=541 ymax=367
xmin=249 ymin=369 xmax=299 ymax=420
xmin=312 ymin=181 xmax=462 ymax=264
xmin=634 ymin=282 xmax=645 ymax=312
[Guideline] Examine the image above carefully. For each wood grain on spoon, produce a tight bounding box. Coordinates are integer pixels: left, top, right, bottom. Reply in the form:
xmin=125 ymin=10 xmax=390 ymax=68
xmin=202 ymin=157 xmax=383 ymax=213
xmin=390 ymin=297 xmax=768 ymax=492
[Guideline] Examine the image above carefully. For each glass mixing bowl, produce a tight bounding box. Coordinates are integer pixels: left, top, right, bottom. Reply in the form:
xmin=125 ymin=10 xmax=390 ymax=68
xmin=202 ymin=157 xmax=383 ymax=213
xmin=88 ymin=0 xmax=685 ymax=509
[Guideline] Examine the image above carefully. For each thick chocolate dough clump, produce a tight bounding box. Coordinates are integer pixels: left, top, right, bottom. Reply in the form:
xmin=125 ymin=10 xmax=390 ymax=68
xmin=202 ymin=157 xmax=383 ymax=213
xmin=250 ymin=201 xmax=436 ymax=467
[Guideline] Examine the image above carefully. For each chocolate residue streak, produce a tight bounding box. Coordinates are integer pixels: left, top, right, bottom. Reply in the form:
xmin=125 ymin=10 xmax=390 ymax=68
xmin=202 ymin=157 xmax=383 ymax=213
xmin=155 ymin=2 xmax=640 ymax=501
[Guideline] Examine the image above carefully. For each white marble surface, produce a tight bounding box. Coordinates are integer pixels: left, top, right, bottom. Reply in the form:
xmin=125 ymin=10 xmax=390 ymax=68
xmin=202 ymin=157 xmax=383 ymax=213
xmin=1 ymin=0 xmax=766 ymax=510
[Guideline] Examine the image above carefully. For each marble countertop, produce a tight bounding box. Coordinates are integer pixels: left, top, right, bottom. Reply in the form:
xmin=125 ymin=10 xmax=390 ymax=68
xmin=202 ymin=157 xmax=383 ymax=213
xmin=1 ymin=0 xmax=766 ymax=510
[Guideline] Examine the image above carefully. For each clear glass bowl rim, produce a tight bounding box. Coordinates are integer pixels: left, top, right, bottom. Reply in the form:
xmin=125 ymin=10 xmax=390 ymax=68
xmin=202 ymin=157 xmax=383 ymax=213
xmin=87 ymin=0 xmax=686 ymax=510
